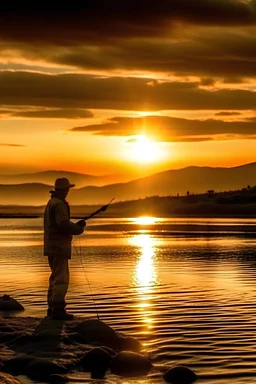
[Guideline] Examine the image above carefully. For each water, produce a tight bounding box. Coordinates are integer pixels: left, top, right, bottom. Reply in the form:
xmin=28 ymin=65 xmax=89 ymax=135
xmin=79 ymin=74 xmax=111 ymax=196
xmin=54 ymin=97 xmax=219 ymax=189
xmin=1 ymin=217 xmax=256 ymax=384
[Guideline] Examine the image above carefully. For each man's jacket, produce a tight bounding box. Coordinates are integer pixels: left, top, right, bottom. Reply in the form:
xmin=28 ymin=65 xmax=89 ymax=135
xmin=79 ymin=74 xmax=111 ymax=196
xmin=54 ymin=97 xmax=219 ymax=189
xmin=44 ymin=195 xmax=84 ymax=259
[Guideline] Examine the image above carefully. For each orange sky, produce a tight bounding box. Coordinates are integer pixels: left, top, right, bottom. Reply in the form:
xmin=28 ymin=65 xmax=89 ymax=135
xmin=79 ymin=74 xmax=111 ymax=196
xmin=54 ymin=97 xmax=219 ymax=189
xmin=1 ymin=3 xmax=256 ymax=177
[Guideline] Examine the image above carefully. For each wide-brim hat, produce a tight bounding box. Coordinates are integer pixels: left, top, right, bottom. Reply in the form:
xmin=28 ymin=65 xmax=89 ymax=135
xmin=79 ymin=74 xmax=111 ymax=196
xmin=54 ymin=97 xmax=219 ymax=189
xmin=50 ymin=177 xmax=75 ymax=193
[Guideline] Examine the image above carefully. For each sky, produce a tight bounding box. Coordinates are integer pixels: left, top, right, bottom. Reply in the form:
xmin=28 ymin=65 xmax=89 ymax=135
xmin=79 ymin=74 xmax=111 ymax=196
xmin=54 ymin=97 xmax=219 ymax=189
xmin=1 ymin=1 xmax=256 ymax=178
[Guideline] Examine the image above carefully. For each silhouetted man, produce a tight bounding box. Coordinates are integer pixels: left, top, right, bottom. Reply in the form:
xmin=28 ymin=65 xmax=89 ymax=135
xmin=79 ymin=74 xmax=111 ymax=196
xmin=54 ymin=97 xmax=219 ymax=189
xmin=44 ymin=177 xmax=86 ymax=320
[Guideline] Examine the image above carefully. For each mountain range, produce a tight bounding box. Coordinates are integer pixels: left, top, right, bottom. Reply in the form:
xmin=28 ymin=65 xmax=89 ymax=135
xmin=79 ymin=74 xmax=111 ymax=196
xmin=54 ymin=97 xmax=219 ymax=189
xmin=0 ymin=170 xmax=118 ymax=188
xmin=0 ymin=162 xmax=255 ymax=206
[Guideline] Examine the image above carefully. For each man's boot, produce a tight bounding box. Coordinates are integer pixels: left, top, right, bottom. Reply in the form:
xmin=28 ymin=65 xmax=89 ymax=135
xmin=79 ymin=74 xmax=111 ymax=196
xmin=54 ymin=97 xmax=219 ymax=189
xmin=51 ymin=310 xmax=74 ymax=321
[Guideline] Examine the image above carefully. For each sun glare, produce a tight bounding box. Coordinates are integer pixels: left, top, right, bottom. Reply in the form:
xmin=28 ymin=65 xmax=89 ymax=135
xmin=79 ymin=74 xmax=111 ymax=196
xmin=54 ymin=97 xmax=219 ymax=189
xmin=128 ymin=136 xmax=164 ymax=164
xmin=133 ymin=216 xmax=159 ymax=225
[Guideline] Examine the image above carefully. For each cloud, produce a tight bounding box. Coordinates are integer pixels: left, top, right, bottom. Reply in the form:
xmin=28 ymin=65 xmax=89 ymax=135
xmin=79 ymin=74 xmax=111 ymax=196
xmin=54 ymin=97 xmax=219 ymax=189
xmin=52 ymin=31 xmax=256 ymax=78
xmin=245 ymin=117 xmax=256 ymax=121
xmin=70 ymin=115 xmax=256 ymax=142
xmin=214 ymin=112 xmax=242 ymax=116
xmin=1 ymin=71 xmax=256 ymax=112
xmin=0 ymin=110 xmax=11 ymax=116
xmin=2 ymin=29 xmax=256 ymax=79
xmin=0 ymin=1 xmax=255 ymax=47
xmin=126 ymin=135 xmax=214 ymax=143
xmin=11 ymin=108 xmax=93 ymax=119
xmin=0 ymin=4 xmax=256 ymax=80
xmin=175 ymin=136 xmax=214 ymax=142
xmin=0 ymin=143 xmax=25 ymax=147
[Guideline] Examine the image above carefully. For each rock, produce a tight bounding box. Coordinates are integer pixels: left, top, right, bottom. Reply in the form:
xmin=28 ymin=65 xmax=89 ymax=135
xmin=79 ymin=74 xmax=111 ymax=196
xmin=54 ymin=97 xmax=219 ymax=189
xmin=0 ymin=326 xmax=16 ymax=333
xmin=32 ymin=317 xmax=67 ymax=340
xmin=0 ymin=331 xmax=30 ymax=344
xmin=74 ymin=319 xmax=120 ymax=350
xmin=49 ymin=374 xmax=68 ymax=383
xmin=62 ymin=336 xmax=76 ymax=345
xmin=100 ymin=346 xmax=116 ymax=357
xmin=119 ymin=335 xmax=143 ymax=352
xmin=109 ymin=351 xmax=152 ymax=377
xmin=69 ymin=332 xmax=87 ymax=344
xmin=24 ymin=358 xmax=67 ymax=381
xmin=0 ymin=295 xmax=24 ymax=311
xmin=33 ymin=327 xmax=67 ymax=340
xmin=80 ymin=347 xmax=112 ymax=378
xmin=0 ymin=332 xmax=17 ymax=343
xmin=0 ymin=372 xmax=23 ymax=383
xmin=163 ymin=365 xmax=197 ymax=384
xmin=4 ymin=354 xmax=36 ymax=375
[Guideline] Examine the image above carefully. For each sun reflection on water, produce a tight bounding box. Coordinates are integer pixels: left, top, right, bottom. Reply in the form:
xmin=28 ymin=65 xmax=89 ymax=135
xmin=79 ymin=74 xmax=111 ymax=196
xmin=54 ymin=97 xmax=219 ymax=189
xmin=129 ymin=234 xmax=158 ymax=334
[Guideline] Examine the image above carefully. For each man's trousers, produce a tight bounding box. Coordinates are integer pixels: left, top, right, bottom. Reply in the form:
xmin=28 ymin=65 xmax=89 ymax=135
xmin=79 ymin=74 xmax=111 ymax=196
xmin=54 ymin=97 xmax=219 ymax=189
xmin=47 ymin=255 xmax=70 ymax=315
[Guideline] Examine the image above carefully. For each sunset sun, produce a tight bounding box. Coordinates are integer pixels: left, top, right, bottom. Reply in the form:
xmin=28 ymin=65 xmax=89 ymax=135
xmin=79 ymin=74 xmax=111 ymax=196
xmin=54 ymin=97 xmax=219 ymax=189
xmin=127 ymin=136 xmax=164 ymax=164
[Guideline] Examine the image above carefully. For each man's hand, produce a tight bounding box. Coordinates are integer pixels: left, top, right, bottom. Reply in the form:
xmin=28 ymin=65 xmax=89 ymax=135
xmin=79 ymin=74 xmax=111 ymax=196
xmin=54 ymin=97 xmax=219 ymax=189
xmin=76 ymin=219 xmax=86 ymax=227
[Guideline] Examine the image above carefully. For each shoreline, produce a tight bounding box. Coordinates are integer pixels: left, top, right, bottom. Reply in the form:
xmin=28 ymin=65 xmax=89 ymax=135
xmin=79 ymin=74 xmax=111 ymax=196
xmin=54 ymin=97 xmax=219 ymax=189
xmin=1 ymin=213 xmax=256 ymax=219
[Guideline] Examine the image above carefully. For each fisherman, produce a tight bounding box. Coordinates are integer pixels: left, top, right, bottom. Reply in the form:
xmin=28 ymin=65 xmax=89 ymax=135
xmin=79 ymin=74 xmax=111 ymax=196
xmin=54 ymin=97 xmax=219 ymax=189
xmin=44 ymin=177 xmax=86 ymax=320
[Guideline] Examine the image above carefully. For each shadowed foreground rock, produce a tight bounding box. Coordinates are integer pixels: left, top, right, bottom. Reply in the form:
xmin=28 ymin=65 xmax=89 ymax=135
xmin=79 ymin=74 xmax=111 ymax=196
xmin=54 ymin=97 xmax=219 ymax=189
xmin=119 ymin=335 xmax=143 ymax=352
xmin=80 ymin=347 xmax=112 ymax=378
xmin=0 ymin=372 xmax=23 ymax=383
xmin=163 ymin=365 xmax=197 ymax=384
xmin=109 ymin=351 xmax=152 ymax=377
xmin=0 ymin=295 xmax=24 ymax=311
xmin=0 ymin=316 xmax=198 ymax=383
xmin=0 ymin=317 xmax=151 ymax=381
xmin=49 ymin=374 xmax=68 ymax=382
xmin=32 ymin=317 xmax=67 ymax=340
xmin=4 ymin=354 xmax=37 ymax=375
xmin=24 ymin=358 xmax=67 ymax=381
xmin=74 ymin=319 xmax=120 ymax=350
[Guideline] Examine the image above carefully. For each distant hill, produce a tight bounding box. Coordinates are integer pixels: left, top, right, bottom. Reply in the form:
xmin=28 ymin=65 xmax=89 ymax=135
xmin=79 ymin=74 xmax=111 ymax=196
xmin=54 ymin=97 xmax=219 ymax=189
xmin=0 ymin=162 xmax=256 ymax=206
xmin=2 ymin=185 xmax=256 ymax=219
xmin=0 ymin=183 xmax=51 ymax=205
xmin=68 ymin=162 xmax=256 ymax=205
xmin=0 ymin=170 xmax=114 ymax=187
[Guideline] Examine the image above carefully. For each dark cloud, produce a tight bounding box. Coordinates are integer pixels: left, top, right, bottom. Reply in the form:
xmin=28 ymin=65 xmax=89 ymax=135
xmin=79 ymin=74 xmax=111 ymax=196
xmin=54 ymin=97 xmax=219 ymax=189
xmin=214 ymin=112 xmax=242 ymax=116
xmin=0 ymin=110 xmax=11 ymax=115
xmin=127 ymin=135 xmax=214 ymax=142
xmin=3 ymin=30 xmax=256 ymax=78
xmin=70 ymin=115 xmax=256 ymax=141
xmin=245 ymin=116 xmax=256 ymax=121
xmin=222 ymin=76 xmax=247 ymax=84
xmin=57 ymin=33 xmax=256 ymax=77
xmin=0 ymin=143 xmax=25 ymax=147
xmin=175 ymin=137 xmax=214 ymax=142
xmin=200 ymin=78 xmax=216 ymax=86
xmin=1 ymin=71 xmax=256 ymax=112
xmin=0 ymin=1 xmax=255 ymax=46
xmin=11 ymin=108 xmax=93 ymax=119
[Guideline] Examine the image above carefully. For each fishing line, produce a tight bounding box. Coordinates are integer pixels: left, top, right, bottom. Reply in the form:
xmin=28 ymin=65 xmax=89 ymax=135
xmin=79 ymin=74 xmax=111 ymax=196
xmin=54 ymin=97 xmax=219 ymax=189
xmin=71 ymin=197 xmax=115 ymax=321
xmin=72 ymin=239 xmax=100 ymax=321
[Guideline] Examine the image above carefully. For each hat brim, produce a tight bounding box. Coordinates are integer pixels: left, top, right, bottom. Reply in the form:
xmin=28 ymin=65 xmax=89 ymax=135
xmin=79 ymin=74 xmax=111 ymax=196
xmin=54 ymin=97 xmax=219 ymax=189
xmin=49 ymin=184 xmax=75 ymax=193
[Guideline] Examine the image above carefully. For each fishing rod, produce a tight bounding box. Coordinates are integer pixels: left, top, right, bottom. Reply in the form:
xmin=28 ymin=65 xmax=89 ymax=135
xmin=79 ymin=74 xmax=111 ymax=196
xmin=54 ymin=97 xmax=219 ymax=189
xmin=72 ymin=197 xmax=115 ymax=220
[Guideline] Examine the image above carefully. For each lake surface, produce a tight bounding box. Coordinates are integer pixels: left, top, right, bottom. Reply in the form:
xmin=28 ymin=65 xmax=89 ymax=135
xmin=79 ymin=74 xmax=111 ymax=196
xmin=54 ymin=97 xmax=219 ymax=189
xmin=1 ymin=217 xmax=256 ymax=384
